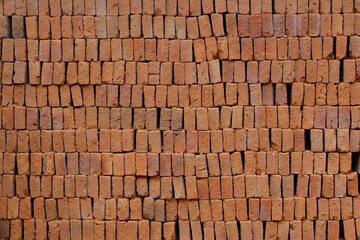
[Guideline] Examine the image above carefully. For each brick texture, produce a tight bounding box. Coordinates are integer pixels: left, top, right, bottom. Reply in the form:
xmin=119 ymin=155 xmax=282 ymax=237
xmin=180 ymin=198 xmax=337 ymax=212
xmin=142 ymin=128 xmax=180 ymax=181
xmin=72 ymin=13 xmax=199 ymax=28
xmin=0 ymin=0 xmax=360 ymax=239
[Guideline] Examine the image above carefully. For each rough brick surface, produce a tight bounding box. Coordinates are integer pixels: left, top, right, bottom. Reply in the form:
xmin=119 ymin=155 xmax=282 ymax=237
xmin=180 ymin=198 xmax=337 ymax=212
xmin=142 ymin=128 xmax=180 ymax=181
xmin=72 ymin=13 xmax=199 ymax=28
xmin=0 ymin=0 xmax=360 ymax=239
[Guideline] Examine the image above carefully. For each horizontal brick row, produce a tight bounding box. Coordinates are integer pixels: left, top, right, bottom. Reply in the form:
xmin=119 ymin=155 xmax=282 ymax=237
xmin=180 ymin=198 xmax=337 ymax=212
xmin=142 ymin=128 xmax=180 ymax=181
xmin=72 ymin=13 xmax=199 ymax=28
xmin=2 ymin=0 xmax=360 ymax=16
xmin=1 ymin=105 xmax=360 ymax=130
xmin=1 ymin=83 xmax=360 ymax=109
xmin=3 ymin=13 xmax=360 ymax=39
xmin=2 ymin=60 xmax=360 ymax=87
xmin=2 ymin=37 xmax=360 ymax=64
xmin=2 ymin=219 xmax=360 ymax=240
xmin=1 ymin=196 xmax=360 ymax=221
xmin=0 ymin=151 xmax=356 ymax=175
xmin=0 ymin=128 xmax=359 ymax=153
xmin=1 ymin=173 xmax=359 ymax=200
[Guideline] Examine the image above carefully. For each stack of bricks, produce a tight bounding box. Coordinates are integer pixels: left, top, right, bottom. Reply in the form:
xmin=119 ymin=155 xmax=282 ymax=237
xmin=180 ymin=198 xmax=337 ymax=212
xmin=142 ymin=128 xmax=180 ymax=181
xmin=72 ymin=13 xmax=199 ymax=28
xmin=1 ymin=0 xmax=360 ymax=238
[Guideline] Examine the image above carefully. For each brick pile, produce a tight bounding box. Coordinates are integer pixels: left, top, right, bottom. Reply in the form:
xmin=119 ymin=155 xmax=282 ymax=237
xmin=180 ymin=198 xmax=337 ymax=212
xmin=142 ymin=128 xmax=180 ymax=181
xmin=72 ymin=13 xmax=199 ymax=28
xmin=1 ymin=0 xmax=360 ymax=239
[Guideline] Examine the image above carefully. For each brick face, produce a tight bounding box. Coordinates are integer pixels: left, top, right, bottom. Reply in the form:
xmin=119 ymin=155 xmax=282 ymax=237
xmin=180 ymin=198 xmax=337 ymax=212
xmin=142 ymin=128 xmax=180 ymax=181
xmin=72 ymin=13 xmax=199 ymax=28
xmin=1 ymin=0 xmax=360 ymax=239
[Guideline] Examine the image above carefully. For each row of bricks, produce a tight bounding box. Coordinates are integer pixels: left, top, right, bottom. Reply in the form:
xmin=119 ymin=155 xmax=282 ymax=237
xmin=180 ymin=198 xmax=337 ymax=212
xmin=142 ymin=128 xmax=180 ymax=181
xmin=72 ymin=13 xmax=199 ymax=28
xmin=6 ymin=219 xmax=360 ymax=240
xmin=0 ymin=127 xmax=359 ymax=153
xmin=2 ymin=36 xmax=360 ymax=64
xmin=0 ymin=151 xmax=355 ymax=176
xmin=2 ymin=83 xmax=360 ymax=108
xmin=3 ymin=13 xmax=360 ymax=40
xmin=1 ymin=103 xmax=360 ymax=128
xmin=1 ymin=172 xmax=359 ymax=199
xmin=2 ymin=59 xmax=360 ymax=85
xmin=1 ymin=105 xmax=360 ymax=130
xmin=2 ymin=219 xmax=360 ymax=240
xmin=2 ymin=0 xmax=360 ymax=16
xmin=1 ymin=0 xmax=360 ymax=16
xmin=2 ymin=195 xmax=360 ymax=221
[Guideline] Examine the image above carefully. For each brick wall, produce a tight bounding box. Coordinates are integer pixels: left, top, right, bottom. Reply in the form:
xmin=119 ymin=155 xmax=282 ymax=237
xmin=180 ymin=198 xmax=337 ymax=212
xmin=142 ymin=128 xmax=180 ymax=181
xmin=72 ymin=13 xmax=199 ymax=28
xmin=1 ymin=0 xmax=360 ymax=239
